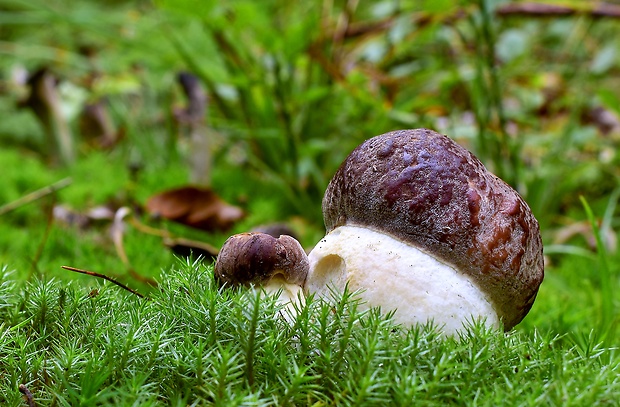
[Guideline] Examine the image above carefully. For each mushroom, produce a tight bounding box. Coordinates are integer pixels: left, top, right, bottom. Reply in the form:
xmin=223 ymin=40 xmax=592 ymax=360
xmin=305 ymin=129 xmax=544 ymax=334
xmin=215 ymin=232 xmax=309 ymax=312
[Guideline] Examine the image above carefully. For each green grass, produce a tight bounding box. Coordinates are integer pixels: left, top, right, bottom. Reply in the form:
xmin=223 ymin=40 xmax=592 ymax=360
xmin=0 ymin=261 xmax=618 ymax=406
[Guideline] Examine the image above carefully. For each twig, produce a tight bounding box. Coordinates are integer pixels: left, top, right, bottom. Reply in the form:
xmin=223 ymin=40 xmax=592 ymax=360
xmin=0 ymin=178 xmax=72 ymax=216
xmin=126 ymin=216 xmax=172 ymax=238
xmin=61 ymin=266 xmax=147 ymax=299
xmin=127 ymin=212 xmax=220 ymax=255
xmin=111 ymin=207 xmax=132 ymax=267
xmin=19 ymin=69 xmax=74 ymax=164
xmin=18 ymin=384 xmax=36 ymax=407
xmin=110 ymin=208 xmax=158 ymax=287
xmin=496 ymin=2 xmax=620 ymax=19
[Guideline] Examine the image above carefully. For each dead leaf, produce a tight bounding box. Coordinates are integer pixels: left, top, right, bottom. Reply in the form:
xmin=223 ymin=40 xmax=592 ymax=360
xmin=146 ymin=186 xmax=244 ymax=232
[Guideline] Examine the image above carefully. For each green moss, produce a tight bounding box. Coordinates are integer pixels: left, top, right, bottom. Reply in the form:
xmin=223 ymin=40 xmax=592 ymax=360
xmin=0 ymin=263 xmax=618 ymax=406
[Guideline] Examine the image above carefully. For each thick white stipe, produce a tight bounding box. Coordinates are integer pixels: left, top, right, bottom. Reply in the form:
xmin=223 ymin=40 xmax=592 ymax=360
xmin=305 ymin=225 xmax=499 ymax=334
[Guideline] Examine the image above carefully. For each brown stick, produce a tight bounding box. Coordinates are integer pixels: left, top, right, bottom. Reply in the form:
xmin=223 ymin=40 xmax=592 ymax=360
xmin=109 ymin=208 xmax=158 ymax=287
xmin=20 ymin=69 xmax=74 ymax=164
xmin=18 ymin=384 xmax=36 ymax=407
xmin=61 ymin=266 xmax=147 ymax=299
xmin=496 ymin=2 xmax=620 ymax=19
xmin=126 ymin=216 xmax=172 ymax=238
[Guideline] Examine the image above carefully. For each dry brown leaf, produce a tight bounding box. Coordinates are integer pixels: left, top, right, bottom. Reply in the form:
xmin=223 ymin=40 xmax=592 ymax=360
xmin=146 ymin=186 xmax=244 ymax=232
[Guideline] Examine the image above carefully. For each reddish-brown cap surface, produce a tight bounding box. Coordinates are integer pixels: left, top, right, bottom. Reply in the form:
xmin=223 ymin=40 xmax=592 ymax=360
xmin=322 ymin=129 xmax=544 ymax=330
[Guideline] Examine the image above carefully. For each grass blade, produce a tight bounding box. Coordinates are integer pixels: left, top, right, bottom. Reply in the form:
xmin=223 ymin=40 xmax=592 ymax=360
xmin=579 ymin=195 xmax=615 ymax=343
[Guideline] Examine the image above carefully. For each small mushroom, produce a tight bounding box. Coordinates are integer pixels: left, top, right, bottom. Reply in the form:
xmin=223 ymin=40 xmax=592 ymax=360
xmin=305 ymin=129 xmax=544 ymax=334
xmin=215 ymin=232 xmax=309 ymax=310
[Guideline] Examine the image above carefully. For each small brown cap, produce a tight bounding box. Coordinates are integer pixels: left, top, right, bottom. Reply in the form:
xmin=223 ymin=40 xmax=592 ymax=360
xmin=214 ymin=232 xmax=309 ymax=287
xmin=322 ymin=129 xmax=544 ymax=330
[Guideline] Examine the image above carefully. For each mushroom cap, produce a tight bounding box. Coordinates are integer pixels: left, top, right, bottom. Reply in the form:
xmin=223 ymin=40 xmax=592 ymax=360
xmin=322 ymin=129 xmax=544 ymax=330
xmin=214 ymin=232 xmax=309 ymax=287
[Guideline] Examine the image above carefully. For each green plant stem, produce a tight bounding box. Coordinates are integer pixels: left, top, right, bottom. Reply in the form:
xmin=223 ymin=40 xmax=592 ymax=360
xmin=479 ymin=0 xmax=519 ymax=186
xmin=468 ymin=0 xmax=520 ymax=186
xmin=579 ymin=196 xmax=615 ymax=344
xmin=244 ymin=291 xmax=261 ymax=388
xmin=28 ymin=192 xmax=56 ymax=278
xmin=273 ymin=57 xmax=300 ymax=185
xmin=0 ymin=177 xmax=72 ymax=216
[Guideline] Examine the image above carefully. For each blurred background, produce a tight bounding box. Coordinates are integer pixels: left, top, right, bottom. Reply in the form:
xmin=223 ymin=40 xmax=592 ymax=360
xmin=1 ymin=0 xmax=620 ymax=334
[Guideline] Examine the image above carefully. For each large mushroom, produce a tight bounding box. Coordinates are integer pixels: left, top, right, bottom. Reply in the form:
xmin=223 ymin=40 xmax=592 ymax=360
xmin=305 ymin=129 xmax=544 ymax=333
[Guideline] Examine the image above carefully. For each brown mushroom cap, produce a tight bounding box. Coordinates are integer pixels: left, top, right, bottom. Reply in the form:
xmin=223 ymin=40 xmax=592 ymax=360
xmin=322 ymin=129 xmax=544 ymax=330
xmin=214 ymin=232 xmax=309 ymax=287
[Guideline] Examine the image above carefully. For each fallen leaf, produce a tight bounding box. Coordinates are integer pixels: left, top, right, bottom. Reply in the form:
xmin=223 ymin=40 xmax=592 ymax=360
xmin=146 ymin=186 xmax=244 ymax=232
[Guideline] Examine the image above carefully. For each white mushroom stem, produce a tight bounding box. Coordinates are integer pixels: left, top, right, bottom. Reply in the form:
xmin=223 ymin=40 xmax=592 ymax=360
xmin=259 ymin=276 xmax=305 ymax=322
xmin=305 ymin=225 xmax=500 ymax=334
